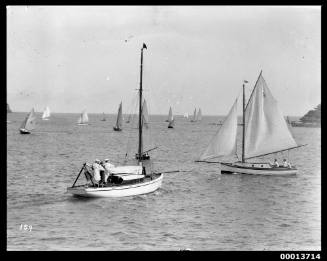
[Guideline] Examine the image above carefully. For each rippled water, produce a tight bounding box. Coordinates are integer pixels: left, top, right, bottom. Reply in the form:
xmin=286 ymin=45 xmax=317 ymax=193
xmin=7 ymin=112 xmax=320 ymax=250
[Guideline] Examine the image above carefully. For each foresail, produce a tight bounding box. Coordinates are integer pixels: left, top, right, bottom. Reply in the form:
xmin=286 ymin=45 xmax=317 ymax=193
xmin=199 ymin=99 xmax=238 ymax=160
xmin=244 ymin=73 xmax=297 ymax=159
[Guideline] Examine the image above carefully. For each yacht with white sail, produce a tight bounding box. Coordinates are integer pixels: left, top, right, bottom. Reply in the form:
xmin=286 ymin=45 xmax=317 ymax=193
xmin=19 ymin=108 xmax=37 ymax=134
xmin=198 ymin=71 xmax=305 ymax=175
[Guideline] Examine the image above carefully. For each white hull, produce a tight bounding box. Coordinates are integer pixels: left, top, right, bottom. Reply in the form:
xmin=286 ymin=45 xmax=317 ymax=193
xmin=77 ymin=123 xmax=88 ymax=126
xmin=67 ymin=174 xmax=163 ymax=198
xmin=220 ymin=162 xmax=297 ymax=175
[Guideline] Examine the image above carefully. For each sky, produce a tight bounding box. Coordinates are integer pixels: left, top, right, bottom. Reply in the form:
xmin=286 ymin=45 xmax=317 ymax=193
xmin=7 ymin=6 xmax=321 ymax=116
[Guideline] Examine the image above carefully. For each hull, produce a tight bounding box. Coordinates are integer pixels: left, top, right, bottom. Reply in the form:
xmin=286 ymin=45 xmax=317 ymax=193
xmin=19 ymin=128 xmax=30 ymax=134
xmin=113 ymin=126 xmax=122 ymax=131
xmin=168 ymin=126 xmax=174 ymax=128
xmin=67 ymin=173 xmax=163 ymax=198
xmin=220 ymin=162 xmax=297 ymax=175
xmin=77 ymin=123 xmax=88 ymax=126
xmin=42 ymin=118 xmax=50 ymax=121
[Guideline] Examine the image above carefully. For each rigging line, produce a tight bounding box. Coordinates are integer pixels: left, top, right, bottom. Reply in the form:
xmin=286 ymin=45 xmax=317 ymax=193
xmin=244 ymin=144 xmax=307 ymax=160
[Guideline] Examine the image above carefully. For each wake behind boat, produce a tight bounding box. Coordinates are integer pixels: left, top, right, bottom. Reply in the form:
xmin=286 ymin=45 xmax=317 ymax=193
xmin=67 ymin=43 xmax=164 ymax=198
xmin=197 ymin=71 xmax=305 ymax=176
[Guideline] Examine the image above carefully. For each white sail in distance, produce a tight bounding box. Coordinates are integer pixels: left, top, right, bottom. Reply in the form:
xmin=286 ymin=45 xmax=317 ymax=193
xmin=168 ymin=107 xmax=173 ymax=122
xmin=197 ymin=108 xmax=202 ymax=121
xmin=21 ymin=108 xmax=37 ymax=131
xmin=142 ymin=99 xmax=149 ymax=129
xmin=200 ymin=99 xmax=238 ymax=161
xmin=78 ymin=110 xmax=89 ymax=124
xmin=244 ymin=73 xmax=297 ymax=159
xmin=42 ymin=106 xmax=51 ymax=119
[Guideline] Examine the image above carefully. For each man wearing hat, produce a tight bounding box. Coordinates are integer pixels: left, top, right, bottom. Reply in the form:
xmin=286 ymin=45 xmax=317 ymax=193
xmin=102 ymin=158 xmax=115 ymax=183
xmin=92 ymin=159 xmax=104 ymax=186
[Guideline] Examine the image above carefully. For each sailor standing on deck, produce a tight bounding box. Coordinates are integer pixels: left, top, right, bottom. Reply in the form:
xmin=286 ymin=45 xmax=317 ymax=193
xmin=92 ymin=159 xmax=104 ymax=185
xmin=102 ymin=159 xmax=115 ymax=182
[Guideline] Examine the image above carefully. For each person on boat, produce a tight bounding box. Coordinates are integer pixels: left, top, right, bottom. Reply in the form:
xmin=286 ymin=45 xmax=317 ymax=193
xmin=92 ymin=159 xmax=104 ymax=186
xmin=271 ymin=159 xmax=279 ymax=167
xmin=102 ymin=159 xmax=115 ymax=182
xmin=283 ymin=159 xmax=291 ymax=168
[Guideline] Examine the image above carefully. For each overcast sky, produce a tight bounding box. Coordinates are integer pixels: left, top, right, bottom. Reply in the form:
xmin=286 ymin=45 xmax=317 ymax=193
xmin=7 ymin=6 xmax=321 ymax=116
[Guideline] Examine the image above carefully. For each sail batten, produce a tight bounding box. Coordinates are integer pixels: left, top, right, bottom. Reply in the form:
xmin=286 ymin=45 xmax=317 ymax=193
xmin=200 ymin=99 xmax=238 ymax=161
xmin=244 ymin=73 xmax=297 ymax=159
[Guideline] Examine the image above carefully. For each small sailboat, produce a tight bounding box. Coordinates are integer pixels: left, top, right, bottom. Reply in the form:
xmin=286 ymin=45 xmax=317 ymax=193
xmin=198 ymin=71 xmax=305 ymax=175
xmin=165 ymin=107 xmax=172 ymax=122
xmin=101 ymin=113 xmax=106 ymax=121
xmin=113 ymin=102 xmax=123 ymax=131
xmin=77 ymin=110 xmax=89 ymax=125
xmin=190 ymin=108 xmax=197 ymax=122
xmin=67 ymin=43 xmax=163 ymax=198
xmin=197 ymin=108 xmax=202 ymax=122
xmin=168 ymin=107 xmax=175 ymax=128
xmin=42 ymin=106 xmax=51 ymax=120
xmin=183 ymin=112 xmax=188 ymax=119
xmin=19 ymin=108 xmax=37 ymax=134
xmin=135 ymin=99 xmax=153 ymax=160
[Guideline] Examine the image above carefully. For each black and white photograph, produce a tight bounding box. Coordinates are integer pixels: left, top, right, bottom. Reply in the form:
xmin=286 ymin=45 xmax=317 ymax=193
xmin=6 ymin=5 xmax=321 ymax=252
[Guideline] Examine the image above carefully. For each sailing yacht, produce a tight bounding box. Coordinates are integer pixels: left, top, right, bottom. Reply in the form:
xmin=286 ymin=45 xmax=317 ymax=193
xmin=101 ymin=113 xmax=106 ymax=121
xmin=190 ymin=108 xmax=197 ymax=122
xmin=42 ymin=106 xmax=51 ymax=120
xmin=168 ymin=107 xmax=175 ymax=128
xmin=113 ymin=102 xmax=123 ymax=131
xmin=67 ymin=43 xmax=163 ymax=197
xmin=77 ymin=110 xmax=89 ymax=125
xmin=165 ymin=107 xmax=172 ymax=122
xmin=197 ymin=108 xmax=202 ymax=122
xmin=135 ymin=99 xmax=155 ymax=160
xmin=19 ymin=108 xmax=37 ymax=134
xmin=198 ymin=71 xmax=305 ymax=175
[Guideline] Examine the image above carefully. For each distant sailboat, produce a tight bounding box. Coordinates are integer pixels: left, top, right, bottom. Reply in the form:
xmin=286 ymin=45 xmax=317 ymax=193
xmin=196 ymin=108 xmax=202 ymax=122
xmin=165 ymin=107 xmax=172 ymax=122
xmin=101 ymin=113 xmax=106 ymax=121
xmin=19 ymin=108 xmax=37 ymax=134
xmin=168 ymin=107 xmax=175 ymax=128
xmin=77 ymin=110 xmax=89 ymax=125
xmin=113 ymin=102 xmax=123 ymax=131
xmin=136 ymin=99 xmax=152 ymax=160
xmin=190 ymin=108 xmax=197 ymax=122
xmin=198 ymin=71 xmax=305 ymax=175
xmin=42 ymin=106 xmax=51 ymax=120
xmin=183 ymin=112 xmax=188 ymax=119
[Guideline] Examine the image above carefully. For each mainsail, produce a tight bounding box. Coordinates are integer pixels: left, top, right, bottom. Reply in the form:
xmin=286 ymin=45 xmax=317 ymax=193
xmin=78 ymin=110 xmax=89 ymax=124
xmin=115 ymin=102 xmax=123 ymax=129
xmin=200 ymin=99 xmax=238 ymax=160
xmin=167 ymin=107 xmax=173 ymax=122
xmin=244 ymin=73 xmax=297 ymax=159
xmin=42 ymin=106 xmax=51 ymax=119
xmin=21 ymin=108 xmax=37 ymax=131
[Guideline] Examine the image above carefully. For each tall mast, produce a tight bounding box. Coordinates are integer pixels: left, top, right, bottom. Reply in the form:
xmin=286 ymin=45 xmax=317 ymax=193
xmin=138 ymin=43 xmax=147 ymax=163
xmin=242 ymin=82 xmax=245 ymax=163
